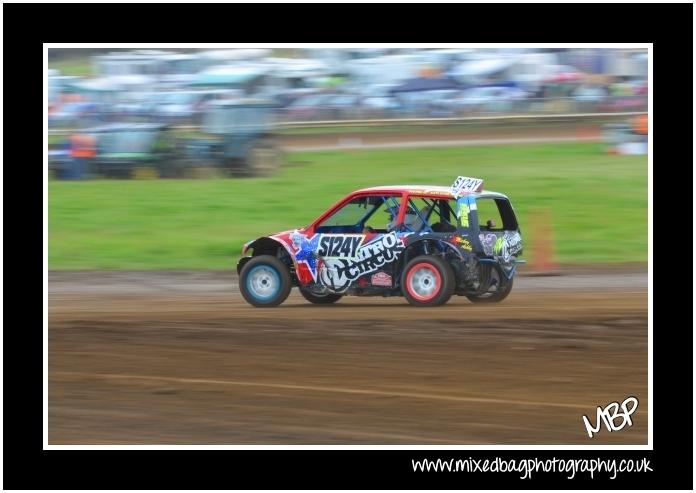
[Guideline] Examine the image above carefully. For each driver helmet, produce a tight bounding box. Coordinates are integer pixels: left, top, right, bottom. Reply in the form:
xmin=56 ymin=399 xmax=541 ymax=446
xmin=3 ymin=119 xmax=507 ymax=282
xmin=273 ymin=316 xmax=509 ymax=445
xmin=403 ymin=205 xmax=424 ymax=231
xmin=386 ymin=204 xmax=423 ymax=231
xmin=385 ymin=204 xmax=400 ymax=231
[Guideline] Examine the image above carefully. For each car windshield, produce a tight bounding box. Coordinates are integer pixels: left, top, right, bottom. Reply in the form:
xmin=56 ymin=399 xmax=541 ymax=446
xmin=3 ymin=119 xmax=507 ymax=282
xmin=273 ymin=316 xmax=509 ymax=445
xmin=466 ymin=88 xmax=493 ymax=97
xmin=166 ymin=59 xmax=200 ymax=74
xmin=161 ymin=92 xmax=197 ymax=104
xmin=429 ymin=89 xmax=459 ymax=99
xmin=291 ymin=94 xmax=330 ymax=107
xmin=329 ymin=95 xmax=357 ymax=105
xmin=316 ymin=195 xmax=402 ymax=234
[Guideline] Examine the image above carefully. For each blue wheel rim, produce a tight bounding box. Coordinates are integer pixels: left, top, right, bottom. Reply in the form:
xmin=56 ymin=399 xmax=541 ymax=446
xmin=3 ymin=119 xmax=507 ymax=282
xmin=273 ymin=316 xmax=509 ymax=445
xmin=246 ymin=264 xmax=281 ymax=301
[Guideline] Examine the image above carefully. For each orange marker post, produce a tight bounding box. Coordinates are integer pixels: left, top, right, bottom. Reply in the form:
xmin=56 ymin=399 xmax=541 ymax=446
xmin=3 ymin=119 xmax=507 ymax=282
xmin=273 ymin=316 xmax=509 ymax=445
xmin=528 ymin=208 xmax=559 ymax=274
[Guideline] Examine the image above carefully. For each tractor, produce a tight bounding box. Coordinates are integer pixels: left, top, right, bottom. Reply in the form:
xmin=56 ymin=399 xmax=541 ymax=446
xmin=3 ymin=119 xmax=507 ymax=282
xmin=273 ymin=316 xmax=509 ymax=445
xmin=187 ymin=99 xmax=283 ymax=177
xmin=91 ymin=123 xmax=184 ymax=178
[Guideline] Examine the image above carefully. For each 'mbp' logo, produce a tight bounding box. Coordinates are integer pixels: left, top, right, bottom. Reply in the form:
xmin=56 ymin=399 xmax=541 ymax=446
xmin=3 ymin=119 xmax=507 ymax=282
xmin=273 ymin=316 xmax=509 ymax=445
xmin=582 ymin=396 xmax=639 ymax=438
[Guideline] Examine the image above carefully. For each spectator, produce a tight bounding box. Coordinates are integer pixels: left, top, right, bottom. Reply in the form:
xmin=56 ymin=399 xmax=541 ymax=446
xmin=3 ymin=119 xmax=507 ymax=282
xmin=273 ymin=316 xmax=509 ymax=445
xmin=70 ymin=132 xmax=97 ymax=179
xmin=633 ymin=114 xmax=648 ymax=142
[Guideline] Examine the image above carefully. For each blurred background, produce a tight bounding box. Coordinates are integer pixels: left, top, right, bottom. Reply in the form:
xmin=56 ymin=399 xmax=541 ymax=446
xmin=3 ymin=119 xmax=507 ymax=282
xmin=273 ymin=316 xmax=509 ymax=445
xmin=47 ymin=47 xmax=649 ymax=445
xmin=49 ymin=47 xmax=648 ymax=128
xmin=48 ymin=47 xmax=648 ymax=270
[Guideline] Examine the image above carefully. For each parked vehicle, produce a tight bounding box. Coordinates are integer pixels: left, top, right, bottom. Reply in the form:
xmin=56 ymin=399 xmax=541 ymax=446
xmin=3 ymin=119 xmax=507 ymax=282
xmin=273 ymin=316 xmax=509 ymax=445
xmin=269 ymin=88 xmax=322 ymax=109
xmin=359 ymin=95 xmax=400 ymax=117
xmin=319 ymin=93 xmax=363 ymax=119
xmin=153 ymin=90 xmax=239 ymax=124
xmin=90 ymin=123 xmax=182 ymax=178
xmin=283 ymin=92 xmax=334 ymax=120
xmin=602 ymin=114 xmax=648 ymax=154
xmin=112 ymin=92 xmax=161 ymax=119
xmin=572 ymin=85 xmax=608 ymax=103
xmin=48 ymin=101 xmax=103 ymax=127
xmin=48 ymin=147 xmax=73 ymax=178
xmin=188 ymin=99 xmax=282 ymax=176
xmin=452 ymin=86 xmax=528 ymax=113
xmin=237 ymin=176 xmax=524 ymax=307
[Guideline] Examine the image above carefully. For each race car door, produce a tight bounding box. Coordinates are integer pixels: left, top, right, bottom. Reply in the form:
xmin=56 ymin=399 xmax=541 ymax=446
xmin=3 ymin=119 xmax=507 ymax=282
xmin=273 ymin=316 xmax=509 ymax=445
xmin=312 ymin=194 xmax=404 ymax=291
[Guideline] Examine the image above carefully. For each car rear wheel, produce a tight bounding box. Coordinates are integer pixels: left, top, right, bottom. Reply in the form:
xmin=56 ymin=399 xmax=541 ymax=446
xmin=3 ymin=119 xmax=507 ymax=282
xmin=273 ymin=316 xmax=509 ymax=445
xmin=466 ymin=266 xmax=513 ymax=303
xmin=299 ymin=288 xmax=343 ymax=305
xmin=239 ymin=255 xmax=292 ymax=307
xmin=401 ymin=255 xmax=455 ymax=307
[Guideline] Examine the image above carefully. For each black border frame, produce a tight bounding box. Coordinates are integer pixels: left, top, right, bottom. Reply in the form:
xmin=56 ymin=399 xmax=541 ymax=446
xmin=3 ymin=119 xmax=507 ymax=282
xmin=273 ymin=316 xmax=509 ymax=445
xmin=3 ymin=2 xmax=693 ymax=489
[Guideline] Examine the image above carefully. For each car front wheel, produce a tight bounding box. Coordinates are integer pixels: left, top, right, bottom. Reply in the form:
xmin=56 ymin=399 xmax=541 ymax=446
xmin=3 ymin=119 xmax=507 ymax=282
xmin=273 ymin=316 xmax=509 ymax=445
xmin=239 ymin=255 xmax=292 ymax=307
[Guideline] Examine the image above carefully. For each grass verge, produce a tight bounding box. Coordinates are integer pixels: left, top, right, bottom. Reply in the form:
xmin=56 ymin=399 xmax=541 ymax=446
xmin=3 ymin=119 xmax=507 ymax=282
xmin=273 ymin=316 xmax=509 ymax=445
xmin=48 ymin=142 xmax=647 ymax=269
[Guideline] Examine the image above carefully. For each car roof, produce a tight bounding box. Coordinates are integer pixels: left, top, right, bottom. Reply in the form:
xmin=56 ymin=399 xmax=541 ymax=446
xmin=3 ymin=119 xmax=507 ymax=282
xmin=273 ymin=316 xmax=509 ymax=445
xmin=353 ymin=185 xmax=508 ymax=199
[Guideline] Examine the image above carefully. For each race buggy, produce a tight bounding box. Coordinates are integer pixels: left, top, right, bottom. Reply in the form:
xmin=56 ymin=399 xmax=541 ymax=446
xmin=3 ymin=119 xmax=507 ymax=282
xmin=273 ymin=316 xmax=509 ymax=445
xmin=237 ymin=176 xmax=524 ymax=307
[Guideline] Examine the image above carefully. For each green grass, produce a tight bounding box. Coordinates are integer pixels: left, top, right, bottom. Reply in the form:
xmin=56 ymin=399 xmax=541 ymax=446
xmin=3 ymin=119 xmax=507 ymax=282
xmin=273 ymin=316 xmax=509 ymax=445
xmin=48 ymin=142 xmax=647 ymax=269
xmin=49 ymin=58 xmax=94 ymax=77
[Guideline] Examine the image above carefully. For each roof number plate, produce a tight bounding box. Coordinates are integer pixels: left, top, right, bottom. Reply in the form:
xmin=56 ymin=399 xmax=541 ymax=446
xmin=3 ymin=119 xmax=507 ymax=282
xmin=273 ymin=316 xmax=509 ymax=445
xmin=451 ymin=176 xmax=484 ymax=196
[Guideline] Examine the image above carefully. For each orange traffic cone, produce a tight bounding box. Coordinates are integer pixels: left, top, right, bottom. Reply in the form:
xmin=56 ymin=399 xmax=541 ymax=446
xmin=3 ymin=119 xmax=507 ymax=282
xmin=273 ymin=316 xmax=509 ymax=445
xmin=527 ymin=209 xmax=560 ymax=275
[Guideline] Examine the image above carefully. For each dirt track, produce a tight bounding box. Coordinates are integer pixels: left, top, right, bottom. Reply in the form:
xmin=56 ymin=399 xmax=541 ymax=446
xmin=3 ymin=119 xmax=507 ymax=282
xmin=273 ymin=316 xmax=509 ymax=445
xmin=48 ymin=270 xmax=648 ymax=445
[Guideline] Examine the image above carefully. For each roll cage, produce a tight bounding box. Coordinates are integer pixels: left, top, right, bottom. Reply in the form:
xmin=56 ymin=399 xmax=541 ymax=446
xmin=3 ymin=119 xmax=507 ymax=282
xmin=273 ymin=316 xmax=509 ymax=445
xmin=314 ymin=194 xmax=403 ymax=234
xmin=305 ymin=190 xmax=515 ymax=236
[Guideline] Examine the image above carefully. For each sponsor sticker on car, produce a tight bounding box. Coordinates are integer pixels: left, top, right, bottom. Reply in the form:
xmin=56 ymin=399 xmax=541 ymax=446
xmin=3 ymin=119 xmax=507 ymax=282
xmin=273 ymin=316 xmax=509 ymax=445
xmin=371 ymin=271 xmax=393 ymax=287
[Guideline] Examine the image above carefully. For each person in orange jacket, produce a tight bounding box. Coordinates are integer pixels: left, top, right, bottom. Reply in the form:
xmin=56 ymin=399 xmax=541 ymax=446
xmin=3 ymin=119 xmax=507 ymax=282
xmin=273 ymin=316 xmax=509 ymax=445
xmin=69 ymin=132 xmax=97 ymax=179
xmin=633 ymin=114 xmax=648 ymax=135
